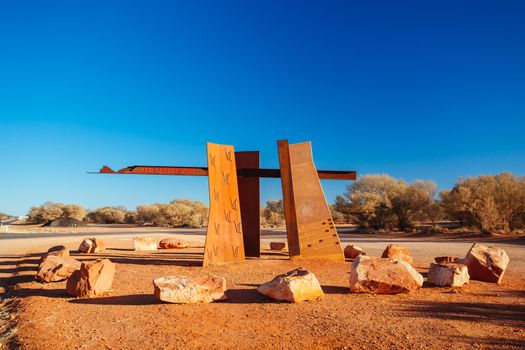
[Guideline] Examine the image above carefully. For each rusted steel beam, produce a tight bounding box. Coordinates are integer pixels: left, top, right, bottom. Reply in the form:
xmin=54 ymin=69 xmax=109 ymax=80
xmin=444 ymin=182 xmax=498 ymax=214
xmin=98 ymin=165 xmax=356 ymax=180
xmin=235 ymin=151 xmax=261 ymax=258
xmin=99 ymin=165 xmax=208 ymax=176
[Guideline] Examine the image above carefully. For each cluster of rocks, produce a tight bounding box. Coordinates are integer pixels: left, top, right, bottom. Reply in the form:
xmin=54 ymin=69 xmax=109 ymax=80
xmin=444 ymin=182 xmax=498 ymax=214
xmin=35 ymin=237 xmax=509 ymax=305
xmin=151 ymin=267 xmax=325 ymax=304
xmin=35 ymin=235 xmax=191 ymax=298
xmin=345 ymin=242 xmax=509 ymax=294
xmin=36 ymin=241 xmax=115 ymax=298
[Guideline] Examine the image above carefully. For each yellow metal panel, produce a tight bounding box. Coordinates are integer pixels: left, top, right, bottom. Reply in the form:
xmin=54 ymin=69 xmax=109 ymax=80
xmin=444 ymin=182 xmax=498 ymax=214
xmin=203 ymin=142 xmax=245 ymax=266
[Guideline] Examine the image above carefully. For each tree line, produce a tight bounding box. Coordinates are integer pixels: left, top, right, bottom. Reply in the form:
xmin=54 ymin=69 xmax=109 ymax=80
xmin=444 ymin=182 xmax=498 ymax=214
xmin=26 ymin=199 xmax=209 ymax=228
xmin=22 ymin=172 xmax=525 ymax=233
xmin=333 ymin=172 xmax=525 ymax=233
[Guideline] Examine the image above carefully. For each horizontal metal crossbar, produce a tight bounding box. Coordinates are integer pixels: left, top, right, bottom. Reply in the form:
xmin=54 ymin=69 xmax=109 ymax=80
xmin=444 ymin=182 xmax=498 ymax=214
xmin=94 ymin=165 xmax=356 ymax=180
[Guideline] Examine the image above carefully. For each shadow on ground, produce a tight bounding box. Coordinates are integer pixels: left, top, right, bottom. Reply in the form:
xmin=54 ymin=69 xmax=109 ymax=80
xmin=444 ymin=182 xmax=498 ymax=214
xmin=399 ymin=299 xmax=525 ymax=327
xmin=69 ymin=294 xmax=158 ymax=306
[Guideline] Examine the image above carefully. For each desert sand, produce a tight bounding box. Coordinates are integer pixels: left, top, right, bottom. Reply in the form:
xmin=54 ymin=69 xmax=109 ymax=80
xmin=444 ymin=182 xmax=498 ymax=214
xmin=1 ymin=227 xmax=524 ymax=349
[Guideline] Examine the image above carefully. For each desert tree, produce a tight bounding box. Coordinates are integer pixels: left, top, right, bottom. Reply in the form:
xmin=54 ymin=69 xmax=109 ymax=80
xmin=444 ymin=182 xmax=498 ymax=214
xmin=440 ymin=173 xmax=525 ymax=232
xmin=27 ymin=201 xmax=86 ymax=224
xmin=136 ymin=199 xmax=209 ymax=228
xmin=261 ymin=200 xmax=285 ymax=227
xmin=87 ymin=207 xmax=127 ymax=224
xmin=406 ymin=180 xmax=442 ymax=229
xmin=339 ymin=174 xmax=405 ymax=230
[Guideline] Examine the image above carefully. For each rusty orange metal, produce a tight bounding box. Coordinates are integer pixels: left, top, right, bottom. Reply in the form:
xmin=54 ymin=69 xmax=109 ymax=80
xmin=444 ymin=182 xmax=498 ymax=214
xmin=202 ymin=142 xmax=245 ymax=266
xmin=96 ymin=165 xmax=356 ymax=180
xmin=278 ymin=140 xmax=344 ymax=262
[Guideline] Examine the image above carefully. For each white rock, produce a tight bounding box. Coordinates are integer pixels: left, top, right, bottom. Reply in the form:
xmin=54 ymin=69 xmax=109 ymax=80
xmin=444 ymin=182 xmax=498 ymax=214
xmin=153 ymin=276 xmax=227 ymax=304
xmin=350 ymin=256 xmax=423 ymax=294
xmin=133 ymin=237 xmax=158 ymax=251
xmin=257 ymin=268 xmax=324 ymax=303
xmin=427 ymin=263 xmax=469 ymax=287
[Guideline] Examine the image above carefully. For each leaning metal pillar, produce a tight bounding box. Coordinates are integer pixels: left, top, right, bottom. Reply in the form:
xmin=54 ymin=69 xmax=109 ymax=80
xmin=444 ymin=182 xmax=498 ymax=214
xmin=277 ymin=140 xmax=344 ymax=262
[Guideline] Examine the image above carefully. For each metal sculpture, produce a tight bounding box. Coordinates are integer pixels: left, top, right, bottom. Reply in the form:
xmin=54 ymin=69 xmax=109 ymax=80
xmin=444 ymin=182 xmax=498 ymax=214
xmin=96 ymin=140 xmax=356 ymax=264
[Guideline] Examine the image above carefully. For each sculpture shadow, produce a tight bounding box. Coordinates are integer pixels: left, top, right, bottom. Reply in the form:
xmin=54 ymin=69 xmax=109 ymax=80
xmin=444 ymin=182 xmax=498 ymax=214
xmin=470 ymin=290 xmax=525 ymax=298
xmin=69 ymin=294 xmax=158 ymax=306
xmin=224 ymin=288 xmax=278 ymax=304
xmin=0 ymin=255 xmax=42 ymax=291
xmin=260 ymin=251 xmax=288 ymax=257
xmin=321 ymin=285 xmax=350 ymax=294
xmin=399 ymin=300 xmax=525 ymax=327
xmin=14 ymin=287 xmax=70 ymax=299
xmin=78 ymin=254 xmax=203 ymax=267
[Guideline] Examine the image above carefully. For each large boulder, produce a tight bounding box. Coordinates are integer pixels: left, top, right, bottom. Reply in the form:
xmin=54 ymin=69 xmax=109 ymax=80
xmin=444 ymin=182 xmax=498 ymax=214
xmin=381 ymin=244 xmax=413 ymax=264
xmin=36 ymin=255 xmax=81 ymax=283
xmin=461 ymin=243 xmax=509 ymax=284
xmin=344 ymin=245 xmax=366 ymax=259
xmin=153 ymin=276 xmax=227 ymax=304
xmin=78 ymin=238 xmax=106 ymax=253
xmin=350 ymin=256 xmax=423 ymax=294
xmin=257 ymin=268 xmax=324 ymax=303
xmin=66 ymin=259 xmax=116 ymax=297
xmin=159 ymin=238 xmax=190 ymax=249
xmin=270 ymin=242 xmax=286 ymax=251
xmin=133 ymin=237 xmax=158 ymax=251
xmin=427 ymin=262 xmax=469 ymax=287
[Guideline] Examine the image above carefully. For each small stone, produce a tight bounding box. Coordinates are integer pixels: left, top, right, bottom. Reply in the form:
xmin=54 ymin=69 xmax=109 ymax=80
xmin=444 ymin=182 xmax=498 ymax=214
xmin=462 ymin=243 xmax=509 ymax=284
xmin=344 ymin=245 xmax=366 ymax=259
xmin=434 ymin=256 xmax=459 ymax=264
xmin=270 ymin=242 xmax=286 ymax=251
xmin=159 ymin=238 xmax=190 ymax=249
xmin=66 ymin=259 xmax=116 ymax=297
xmin=381 ymin=244 xmax=413 ymax=264
xmin=257 ymin=268 xmax=324 ymax=303
xmin=153 ymin=276 xmax=227 ymax=304
xmin=36 ymin=255 xmax=81 ymax=283
xmin=78 ymin=238 xmax=106 ymax=253
xmin=350 ymin=256 xmax=423 ymax=294
xmin=133 ymin=237 xmax=158 ymax=251
xmin=427 ymin=262 xmax=469 ymax=287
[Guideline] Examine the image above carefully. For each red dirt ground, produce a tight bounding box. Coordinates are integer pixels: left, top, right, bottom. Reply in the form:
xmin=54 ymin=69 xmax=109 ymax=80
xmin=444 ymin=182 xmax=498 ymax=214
xmin=1 ymin=229 xmax=524 ymax=349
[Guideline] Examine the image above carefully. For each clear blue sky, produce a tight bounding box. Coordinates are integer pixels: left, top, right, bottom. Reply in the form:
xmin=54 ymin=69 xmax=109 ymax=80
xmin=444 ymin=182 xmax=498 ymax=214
xmin=1 ymin=1 xmax=524 ymax=216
